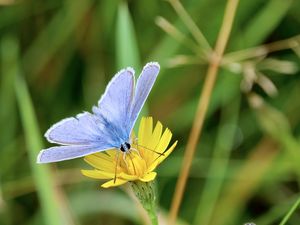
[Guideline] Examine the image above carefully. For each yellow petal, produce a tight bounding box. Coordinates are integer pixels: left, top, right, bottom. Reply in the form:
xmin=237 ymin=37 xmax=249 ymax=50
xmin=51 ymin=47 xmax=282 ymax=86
xmin=147 ymin=141 xmax=178 ymax=172
xmin=131 ymin=156 xmax=147 ymax=177
xmin=105 ymin=149 xmax=118 ymax=158
xmin=143 ymin=120 xmax=163 ymax=163
xmin=81 ymin=169 xmax=113 ymax=179
xmin=84 ymin=153 xmax=115 ymax=172
xmin=101 ymin=179 xmax=128 ymax=188
xmin=156 ymin=128 xmax=172 ymax=154
xmin=140 ymin=172 xmax=157 ymax=182
xmin=150 ymin=121 xmax=163 ymax=150
xmin=119 ymin=172 xmax=138 ymax=181
xmin=147 ymin=127 xmax=172 ymax=164
xmin=138 ymin=117 xmax=153 ymax=149
xmin=156 ymin=141 xmax=177 ymax=165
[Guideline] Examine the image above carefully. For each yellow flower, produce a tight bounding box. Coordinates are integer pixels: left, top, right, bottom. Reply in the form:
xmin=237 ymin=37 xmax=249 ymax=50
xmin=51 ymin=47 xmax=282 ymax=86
xmin=81 ymin=117 xmax=177 ymax=188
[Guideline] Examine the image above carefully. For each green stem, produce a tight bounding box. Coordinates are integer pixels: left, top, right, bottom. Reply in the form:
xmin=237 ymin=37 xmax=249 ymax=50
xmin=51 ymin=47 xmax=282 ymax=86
xmin=146 ymin=205 xmax=158 ymax=225
xmin=279 ymin=196 xmax=300 ymax=225
xmin=131 ymin=181 xmax=158 ymax=225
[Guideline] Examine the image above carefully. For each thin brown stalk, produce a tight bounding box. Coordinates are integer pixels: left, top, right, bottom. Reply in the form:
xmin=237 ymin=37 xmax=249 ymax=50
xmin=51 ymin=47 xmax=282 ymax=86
xmin=222 ymin=34 xmax=300 ymax=64
xmin=168 ymin=0 xmax=240 ymax=224
xmin=155 ymin=16 xmax=200 ymax=53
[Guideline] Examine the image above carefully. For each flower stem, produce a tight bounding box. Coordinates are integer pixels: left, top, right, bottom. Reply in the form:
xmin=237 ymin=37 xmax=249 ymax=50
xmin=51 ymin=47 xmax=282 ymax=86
xmin=131 ymin=181 xmax=158 ymax=225
xmin=146 ymin=204 xmax=158 ymax=225
xmin=168 ymin=0 xmax=240 ymax=224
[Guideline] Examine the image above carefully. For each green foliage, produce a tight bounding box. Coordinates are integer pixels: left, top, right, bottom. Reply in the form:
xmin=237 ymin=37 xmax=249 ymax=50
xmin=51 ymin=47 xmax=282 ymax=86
xmin=14 ymin=38 xmax=74 ymax=225
xmin=116 ymin=1 xmax=141 ymax=70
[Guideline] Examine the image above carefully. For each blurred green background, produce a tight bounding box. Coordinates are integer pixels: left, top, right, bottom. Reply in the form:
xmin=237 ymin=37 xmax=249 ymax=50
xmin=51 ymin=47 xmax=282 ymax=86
xmin=1 ymin=0 xmax=300 ymax=225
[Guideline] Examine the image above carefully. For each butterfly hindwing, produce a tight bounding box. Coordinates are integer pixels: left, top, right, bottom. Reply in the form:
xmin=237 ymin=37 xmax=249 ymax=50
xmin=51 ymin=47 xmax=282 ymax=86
xmin=45 ymin=112 xmax=109 ymax=145
xmin=37 ymin=144 xmax=113 ymax=163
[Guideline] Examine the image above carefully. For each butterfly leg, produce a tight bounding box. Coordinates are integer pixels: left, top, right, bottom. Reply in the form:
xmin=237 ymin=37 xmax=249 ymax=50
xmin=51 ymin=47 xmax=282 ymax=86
xmin=122 ymin=152 xmax=129 ymax=169
xmin=127 ymin=152 xmax=137 ymax=175
xmin=129 ymin=136 xmax=142 ymax=157
xmin=114 ymin=150 xmax=120 ymax=184
xmin=130 ymin=147 xmax=141 ymax=157
xmin=132 ymin=137 xmax=138 ymax=145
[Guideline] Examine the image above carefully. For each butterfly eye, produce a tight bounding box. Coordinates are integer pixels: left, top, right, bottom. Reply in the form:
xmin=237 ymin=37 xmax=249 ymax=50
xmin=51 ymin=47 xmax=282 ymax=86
xmin=125 ymin=142 xmax=131 ymax=149
xmin=120 ymin=145 xmax=126 ymax=152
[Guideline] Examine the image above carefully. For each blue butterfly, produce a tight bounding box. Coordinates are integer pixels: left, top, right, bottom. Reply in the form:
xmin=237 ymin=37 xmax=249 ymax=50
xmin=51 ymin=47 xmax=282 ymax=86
xmin=37 ymin=62 xmax=160 ymax=163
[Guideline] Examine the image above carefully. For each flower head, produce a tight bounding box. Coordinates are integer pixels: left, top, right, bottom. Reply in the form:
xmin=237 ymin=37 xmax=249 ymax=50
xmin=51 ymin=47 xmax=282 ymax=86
xmin=81 ymin=117 xmax=177 ymax=188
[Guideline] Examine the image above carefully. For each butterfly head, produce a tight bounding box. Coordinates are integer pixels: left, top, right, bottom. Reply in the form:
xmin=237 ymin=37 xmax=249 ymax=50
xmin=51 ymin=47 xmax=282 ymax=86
xmin=120 ymin=142 xmax=131 ymax=152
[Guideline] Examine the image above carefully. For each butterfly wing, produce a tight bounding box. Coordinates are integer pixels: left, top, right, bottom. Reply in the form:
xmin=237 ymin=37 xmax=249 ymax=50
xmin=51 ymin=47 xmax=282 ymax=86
xmin=37 ymin=144 xmax=113 ymax=163
xmin=92 ymin=67 xmax=135 ymax=143
xmin=45 ymin=112 xmax=104 ymax=145
xmin=39 ymin=68 xmax=135 ymax=163
xmin=127 ymin=62 xmax=160 ymax=132
xmin=39 ymin=112 xmax=114 ymax=163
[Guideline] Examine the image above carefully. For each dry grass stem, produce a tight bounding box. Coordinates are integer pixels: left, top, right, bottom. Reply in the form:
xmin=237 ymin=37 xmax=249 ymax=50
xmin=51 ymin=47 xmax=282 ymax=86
xmin=222 ymin=34 xmax=300 ymax=64
xmin=155 ymin=16 xmax=200 ymax=52
xmin=168 ymin=0 xmax=240 ymax=224
xmin=167 ymin=55 xmax=206 ymax=67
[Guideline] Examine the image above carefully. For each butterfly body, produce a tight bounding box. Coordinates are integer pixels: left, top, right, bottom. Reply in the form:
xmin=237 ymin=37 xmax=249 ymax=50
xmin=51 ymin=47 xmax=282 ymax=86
xmin=37 ymin=62 xmax=160 ymax=163
xmin=120 ymin=142 xmax=131 ymax=152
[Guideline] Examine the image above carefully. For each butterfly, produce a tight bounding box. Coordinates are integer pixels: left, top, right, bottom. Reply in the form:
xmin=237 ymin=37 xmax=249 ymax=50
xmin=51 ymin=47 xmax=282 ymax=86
xmin=37 ymin=62 xmax=160 ymax=163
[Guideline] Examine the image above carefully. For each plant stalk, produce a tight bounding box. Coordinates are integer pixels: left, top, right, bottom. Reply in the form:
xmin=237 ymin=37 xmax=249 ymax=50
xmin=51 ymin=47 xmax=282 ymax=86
xmin=131 ymin=181 xmax=158 ymax=225
xmin=168 ymin=0 xmax=240 ymax=224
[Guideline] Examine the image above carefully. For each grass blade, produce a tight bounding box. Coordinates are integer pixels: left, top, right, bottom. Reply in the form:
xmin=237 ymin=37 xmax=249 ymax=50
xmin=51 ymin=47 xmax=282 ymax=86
xmin=23 ymin=0 xmax=92 ymax=80
xmin=193 ymin=95 xmax=240 ymax=225
xmin=0 ymin=36 xmax=18 ymax=171
xmin=279 ymin=196 xmax=300 ymax=225
xmin=115 ymin=1 xmax=146 ymax=129
xmin=115 ymin=1 xmax=141 ymax=70
xmin=13 ymin=38 xmax=75 ymax=225
xmin=237 ymin=0 xmax=293 ymax=47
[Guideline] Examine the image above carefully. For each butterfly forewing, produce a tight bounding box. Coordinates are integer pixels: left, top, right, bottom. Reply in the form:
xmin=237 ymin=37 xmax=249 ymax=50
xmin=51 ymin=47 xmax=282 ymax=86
xmin=128 ymin=62 xmax=160 ymax=132
xmin=93 ymin=68 xmax=135 ymax=144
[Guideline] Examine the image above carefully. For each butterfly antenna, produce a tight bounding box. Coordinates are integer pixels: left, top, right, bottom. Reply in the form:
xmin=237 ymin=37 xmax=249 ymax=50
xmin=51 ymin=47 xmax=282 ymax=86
xmin=140 ymin=139 xmax=170 ymax=164
xmin=134 ymin=138 xmax=165 ymax=157
xmin=114 ymin=151 xmax=120 ymax=184
xmin=136 ymin=144 xmax=165 ymax=157
xmin=153 ymin=149 xmax=168 ymax=163
xmin=133 ymin=138 xmax=167 ymax=165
